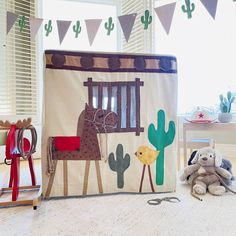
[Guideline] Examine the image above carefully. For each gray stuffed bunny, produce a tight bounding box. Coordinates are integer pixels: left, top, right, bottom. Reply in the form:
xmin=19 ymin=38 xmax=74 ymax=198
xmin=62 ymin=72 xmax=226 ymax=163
xmin=180 ymin=146 xmax=232 ymax=196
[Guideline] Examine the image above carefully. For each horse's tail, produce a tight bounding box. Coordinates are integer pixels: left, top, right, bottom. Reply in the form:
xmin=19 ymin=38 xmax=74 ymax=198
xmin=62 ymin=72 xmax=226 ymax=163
xmin=47 ymin=137 xmax=55 ymax=175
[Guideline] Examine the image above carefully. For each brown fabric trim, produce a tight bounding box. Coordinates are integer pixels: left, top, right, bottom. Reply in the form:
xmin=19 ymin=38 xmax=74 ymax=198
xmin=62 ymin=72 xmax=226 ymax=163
xmin=139 ymin=164 xmax=146 ymax=193
xmin=84 ymin=80 xmax=141 ymax=86
xmin=83 ymin=160 xmax=90 ymax=195
xmin=95 ymin=161 xmax=103 ymax=194
xmin=63 ymin=160 xmax=68 ymax=196
xmin=45 ymin=160 xmax=58 ymax=198
xmin=148 ymin=165 xmax=155 ymax=193
xmin=85 ymin=78 xmax=93 ymax=106
xmin=45 ymin=50 xmax=177 ymax=73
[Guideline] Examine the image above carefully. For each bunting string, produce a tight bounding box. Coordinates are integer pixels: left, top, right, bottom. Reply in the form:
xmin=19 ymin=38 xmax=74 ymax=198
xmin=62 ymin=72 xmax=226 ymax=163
xmin=5 ymin=0 xmax=234 ymax=45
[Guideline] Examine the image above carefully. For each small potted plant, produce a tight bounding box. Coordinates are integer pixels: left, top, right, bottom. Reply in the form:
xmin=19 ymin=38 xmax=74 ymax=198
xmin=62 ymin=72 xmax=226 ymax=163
xmin=218 ymin=91 xmax=235 ymax=123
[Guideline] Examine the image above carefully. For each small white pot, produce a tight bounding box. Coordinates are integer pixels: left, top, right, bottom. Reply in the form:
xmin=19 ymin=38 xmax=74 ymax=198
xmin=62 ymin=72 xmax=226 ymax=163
xmin=218 ymin=113 xmax=233 ymax=123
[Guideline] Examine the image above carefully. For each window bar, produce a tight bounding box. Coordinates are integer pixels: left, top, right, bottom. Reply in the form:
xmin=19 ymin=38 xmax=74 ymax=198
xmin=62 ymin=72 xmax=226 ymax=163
xmin=107 ymin=84 xmax=112 ymax=111
xmin=98 ymin=84 xmax=103 ymax=109
xmin=84 ymin=77 xmax=93 ymax=106
xmin=126 ymin=84 xmax=131 ymax=129
xmin=117 ymin=85 xmax=121 ymax=130
xmin=135 ymin=78 xmax=141 ymax=136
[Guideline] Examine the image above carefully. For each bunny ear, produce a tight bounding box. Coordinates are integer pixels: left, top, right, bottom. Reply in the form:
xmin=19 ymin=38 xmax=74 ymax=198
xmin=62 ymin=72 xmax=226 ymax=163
xmin=191 ymin=150 xmax=199 ymax=164
xmin=214 ymin=150 xmax=223 ymax=167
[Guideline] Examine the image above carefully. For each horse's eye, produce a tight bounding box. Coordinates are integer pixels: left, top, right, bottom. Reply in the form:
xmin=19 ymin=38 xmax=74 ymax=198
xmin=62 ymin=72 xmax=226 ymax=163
xmin=210 ymin=155 xmax=212 ymax=158
xmin=139 ymin=152 xmax=142 ymax=155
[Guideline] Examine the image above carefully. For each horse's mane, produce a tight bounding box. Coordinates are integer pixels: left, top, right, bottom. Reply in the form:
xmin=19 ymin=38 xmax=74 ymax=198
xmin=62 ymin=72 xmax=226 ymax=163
xmin=77 ymin=110 xmax=85 ymax=136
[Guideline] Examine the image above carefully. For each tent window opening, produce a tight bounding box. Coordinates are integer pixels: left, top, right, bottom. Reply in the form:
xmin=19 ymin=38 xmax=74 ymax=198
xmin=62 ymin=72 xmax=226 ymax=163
xmin=84 ymin=77 xmax=144 ymax=135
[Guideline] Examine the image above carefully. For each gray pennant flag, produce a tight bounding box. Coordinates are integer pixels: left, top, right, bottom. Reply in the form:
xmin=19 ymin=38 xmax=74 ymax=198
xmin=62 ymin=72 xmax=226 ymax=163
xmin=154 ymin=2 xmax=176 ymax=35
xmin=118 ymin=13 xmax=137 ymax=42
xmin=30 ymin=17 xmax=43 ymax=40
xmin=57 ymin=20 xmax=72 ymax=44
xmin=85 ymin=19 xmax=102 ymax=46
xmin=7 ymin=11 xmax=18 ymax=34
xmin=200 ymin=0 xmax=218 ymax=19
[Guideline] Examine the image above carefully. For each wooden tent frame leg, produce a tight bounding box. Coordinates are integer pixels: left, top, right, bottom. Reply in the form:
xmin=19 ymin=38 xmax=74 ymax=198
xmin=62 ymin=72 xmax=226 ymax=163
xmin=45 ymin=160 xmax=58 ymax=198
xmin=82 ymin=160 xmax=90 ymax=195
xmin=95 ymin=161 xmax=103 ymax=194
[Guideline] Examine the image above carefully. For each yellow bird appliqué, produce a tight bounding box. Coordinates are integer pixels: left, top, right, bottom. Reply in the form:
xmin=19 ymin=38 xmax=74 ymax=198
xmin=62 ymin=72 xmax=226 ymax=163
xmin=135 ymin=146 xmax=160 ymax=165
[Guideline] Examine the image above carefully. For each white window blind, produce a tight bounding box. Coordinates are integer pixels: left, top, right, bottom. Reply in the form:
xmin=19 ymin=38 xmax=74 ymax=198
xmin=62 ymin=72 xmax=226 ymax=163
xmin=0 ymin=0 xmax=38 ymax=121
xmin=121 ymin=0 xmax=153 ymax=53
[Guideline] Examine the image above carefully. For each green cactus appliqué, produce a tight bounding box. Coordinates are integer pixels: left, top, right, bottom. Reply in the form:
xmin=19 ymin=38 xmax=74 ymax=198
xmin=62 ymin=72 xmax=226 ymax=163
xmin=19 ymin=15 xmax=26 ymax=32
xmin=141 ymin=10 xmax=152 ymax=30
xmin=104 ymin=17 xmax=114 ymax=36
xmin=108 ymin=144 xmax=130 ymax=189
xmin=148 ymin=110 xmax=175 ymax=185
xmin=73 ymin=20 xmax=82 ymax=38
xmin=182 ymin=0 xmax=195 ymax=19
xmin=45 ymin=20 xmax=53 ymax=37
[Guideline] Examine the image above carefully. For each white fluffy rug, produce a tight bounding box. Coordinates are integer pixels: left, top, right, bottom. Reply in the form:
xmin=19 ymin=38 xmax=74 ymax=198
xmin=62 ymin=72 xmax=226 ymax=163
xmin=1 ymin=179 xmax=236 ymax=236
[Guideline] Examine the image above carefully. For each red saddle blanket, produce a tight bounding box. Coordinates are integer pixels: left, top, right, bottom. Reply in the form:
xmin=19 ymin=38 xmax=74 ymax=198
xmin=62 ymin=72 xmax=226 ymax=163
xmin=53 ymin=136 xmax=80 ymax=151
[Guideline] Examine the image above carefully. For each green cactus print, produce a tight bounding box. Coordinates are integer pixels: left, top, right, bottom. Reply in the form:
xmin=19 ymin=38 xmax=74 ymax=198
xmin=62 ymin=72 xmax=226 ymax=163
xmin=141 ymin=10 xmax=152 ymax=30
xmin=45 ymin=20 xmax=53 ymax=37
xmin=104 ymin=17 xmax=114 ymax=36
xmin=18 ymin=15 xmax=26 ymax=32
xmin=73 ymin=20 xmax=82 ymax=38
xmin=182 ymin=0 xmax=195 ymax=19
xmin=108 ymin=144 xmax=130 ymax=189
xmin=148 ymin=110 xmax=175 ymax=185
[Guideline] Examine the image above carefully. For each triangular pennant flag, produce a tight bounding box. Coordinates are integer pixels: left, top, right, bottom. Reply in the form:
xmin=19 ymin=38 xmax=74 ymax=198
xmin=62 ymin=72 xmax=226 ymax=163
xmin=118 ymin=13 xmax=137 ymax=42
xmin=29 ymin=17 xmax=43 ymax=40
xmin=7 ymin=11 xmax=18 ymax=34
xmin=85 ymin=19 xmax=102 ymax=46
xmin=57 ymin=20 xmax=72 ymax=44
xmin=200 ymin=0 xmax=218 ymax=19
xmin=154 ymin=2 xmax=176 ymax=35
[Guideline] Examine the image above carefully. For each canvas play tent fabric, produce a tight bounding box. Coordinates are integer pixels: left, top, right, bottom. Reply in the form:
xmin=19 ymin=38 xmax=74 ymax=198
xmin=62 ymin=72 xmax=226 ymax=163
xmin=42 ymin=50 xmax=178 ymax=198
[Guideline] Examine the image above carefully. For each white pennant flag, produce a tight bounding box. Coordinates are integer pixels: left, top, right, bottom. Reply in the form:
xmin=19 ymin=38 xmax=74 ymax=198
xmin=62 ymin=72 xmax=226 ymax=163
xmin=200 ymin=0 xmax=218 ymax=19
xmin=57 ymin=20 xmax=72 ymax=44
xmin=7 ymin=11 xmax=18 ymax=34
xmin=118 ymin=13 xmax=137 ymax=42
xmin=154 ymin=2 xmax=176 ymax=35
xmin=85 ymin=19 xmax=102 ymax=46
xmin=30 ymin=17 xmax=43 ymax=40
